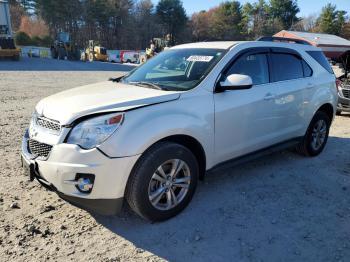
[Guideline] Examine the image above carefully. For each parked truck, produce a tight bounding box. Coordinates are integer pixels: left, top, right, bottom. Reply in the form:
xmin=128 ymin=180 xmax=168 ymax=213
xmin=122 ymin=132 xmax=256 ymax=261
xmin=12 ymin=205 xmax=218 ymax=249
xmin=0 ymin=0 xmax=20 ymax=60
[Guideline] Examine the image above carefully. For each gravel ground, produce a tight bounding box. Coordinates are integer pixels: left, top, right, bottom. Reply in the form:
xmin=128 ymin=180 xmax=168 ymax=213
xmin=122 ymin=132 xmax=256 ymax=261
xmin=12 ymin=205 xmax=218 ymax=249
xmin=1 ymin=59 xmax=350 ymax=262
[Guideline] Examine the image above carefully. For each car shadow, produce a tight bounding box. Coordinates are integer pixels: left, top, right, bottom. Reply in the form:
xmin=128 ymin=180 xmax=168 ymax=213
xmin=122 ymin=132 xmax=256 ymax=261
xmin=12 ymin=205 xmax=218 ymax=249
xmin=91 ymin=136 xmax=350 ymax=261
xmin=0 ymin=57 xmax=136 ymax=72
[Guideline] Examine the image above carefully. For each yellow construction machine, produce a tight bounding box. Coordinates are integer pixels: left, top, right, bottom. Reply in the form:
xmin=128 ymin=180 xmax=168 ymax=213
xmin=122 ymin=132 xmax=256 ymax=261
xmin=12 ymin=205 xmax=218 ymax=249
xmin=81 ymin=40 xmax=108 ymax=62
xmin=51 ymin=32 xmax=79 ymax=60
xmin=0 ymin=0 xmax=21 ymax=60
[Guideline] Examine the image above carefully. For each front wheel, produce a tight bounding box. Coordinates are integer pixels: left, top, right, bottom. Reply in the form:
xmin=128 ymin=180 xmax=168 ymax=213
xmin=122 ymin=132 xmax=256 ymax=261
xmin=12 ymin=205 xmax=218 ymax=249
xmin=88 ymin=53 xmax=94 ymax=62
xmin=296 ymin=111 xmax=331 ymax=156
xmin=126 ymin=142 xmax=199 ymax=221
xmin=12 ymin=54 xmax=20 ymax=61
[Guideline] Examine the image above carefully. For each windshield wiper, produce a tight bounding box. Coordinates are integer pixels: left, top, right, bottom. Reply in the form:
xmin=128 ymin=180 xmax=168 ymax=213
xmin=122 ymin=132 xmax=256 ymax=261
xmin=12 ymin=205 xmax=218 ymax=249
xmin=128 ymin=81 xmax=167 ymax=90
xmin=109 ymin=76 xmax=124 ymax=82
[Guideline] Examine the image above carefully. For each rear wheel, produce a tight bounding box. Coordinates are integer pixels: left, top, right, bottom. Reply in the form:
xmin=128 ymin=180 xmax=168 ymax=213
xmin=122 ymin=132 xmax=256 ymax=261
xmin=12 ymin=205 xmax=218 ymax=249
xmin=296 ymin=111 xmax=331 ymax=156
xmin=58 ymin=47 xmax=66 ymax=60
xmin=51 ymin=49 xmax=58 ymax=59
xmin=12 ymin=54 xmax=20 ymax=61
xmin=126 ymin=142 xmax=199 ymax=221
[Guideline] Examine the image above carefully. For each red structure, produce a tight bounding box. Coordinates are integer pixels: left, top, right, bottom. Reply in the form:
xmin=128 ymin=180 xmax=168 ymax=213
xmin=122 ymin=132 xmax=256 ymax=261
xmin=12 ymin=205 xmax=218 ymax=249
xmin=274 ymin=30 xmax=350 ymax=59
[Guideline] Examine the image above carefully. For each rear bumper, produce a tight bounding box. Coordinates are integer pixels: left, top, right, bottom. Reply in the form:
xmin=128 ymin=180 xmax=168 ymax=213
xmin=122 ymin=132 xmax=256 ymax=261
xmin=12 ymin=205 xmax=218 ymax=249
xmin=21 ymin=129 xmax=140 ymax=215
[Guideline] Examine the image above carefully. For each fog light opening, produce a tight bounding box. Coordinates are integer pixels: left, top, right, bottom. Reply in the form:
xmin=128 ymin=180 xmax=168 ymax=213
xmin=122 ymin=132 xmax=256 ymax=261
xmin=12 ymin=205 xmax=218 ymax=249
xmin=75 ymin=173 xmax=95 ymax=193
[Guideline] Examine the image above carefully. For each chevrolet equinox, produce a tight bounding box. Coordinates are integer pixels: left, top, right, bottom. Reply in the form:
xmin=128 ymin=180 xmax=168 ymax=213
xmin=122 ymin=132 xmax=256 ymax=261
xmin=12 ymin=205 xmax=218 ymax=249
xmin=21 ymin=38 xmax=337 ymax=221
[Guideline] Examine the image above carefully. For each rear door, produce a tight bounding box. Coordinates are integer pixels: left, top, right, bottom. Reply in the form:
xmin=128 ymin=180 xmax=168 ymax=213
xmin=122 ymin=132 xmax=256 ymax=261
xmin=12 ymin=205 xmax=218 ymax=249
xmin=214 ymin=49 xmax=280 ymax=163
xmin=268 ymin=48 xmax=308 ymax=141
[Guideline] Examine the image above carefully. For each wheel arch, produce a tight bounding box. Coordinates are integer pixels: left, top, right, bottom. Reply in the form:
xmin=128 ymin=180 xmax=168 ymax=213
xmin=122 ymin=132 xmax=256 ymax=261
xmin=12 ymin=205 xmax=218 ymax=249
xmin=155 ymin=135 xmax=207 ymax=180
xmin=317 ymin=103 xmax=334 ymax=121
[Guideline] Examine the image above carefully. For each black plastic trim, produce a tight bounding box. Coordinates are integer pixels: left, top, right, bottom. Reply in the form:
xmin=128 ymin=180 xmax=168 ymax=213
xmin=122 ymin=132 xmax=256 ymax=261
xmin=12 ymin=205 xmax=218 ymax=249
xmin=58 ymin=193 xmax=123 ymax=216
xmin=207 ymin=137 xmax=303 ymax=174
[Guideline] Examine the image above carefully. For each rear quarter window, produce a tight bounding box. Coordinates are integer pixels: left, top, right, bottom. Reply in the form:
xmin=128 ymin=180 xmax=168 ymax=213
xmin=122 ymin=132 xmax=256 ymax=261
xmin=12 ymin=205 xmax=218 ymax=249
xmin=302 ymin=60 xmax=313 ymax=77
xmin=306 ymin=51 xmax=333 ymax=74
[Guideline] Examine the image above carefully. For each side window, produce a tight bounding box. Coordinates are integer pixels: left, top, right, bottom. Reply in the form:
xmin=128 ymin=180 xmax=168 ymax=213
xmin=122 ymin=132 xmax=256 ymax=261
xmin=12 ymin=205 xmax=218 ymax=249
xmin=306 ymin=51 xmax=333 ymax=74
xmin=302 ymin=60 xmax=313 ymax=77
xmin=271 ymin=53 xmax=304 ymax=82
xmin=226 ymin=53 xmax=269 ymax=85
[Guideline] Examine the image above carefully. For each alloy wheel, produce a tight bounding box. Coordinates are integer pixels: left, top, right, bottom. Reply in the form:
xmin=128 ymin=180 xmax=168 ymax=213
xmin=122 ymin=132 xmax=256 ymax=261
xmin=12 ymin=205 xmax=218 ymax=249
xmin=148 ymin=159 xmax=191 ymax=211
xmin=311 ymin=119 xmax=327 ymax=151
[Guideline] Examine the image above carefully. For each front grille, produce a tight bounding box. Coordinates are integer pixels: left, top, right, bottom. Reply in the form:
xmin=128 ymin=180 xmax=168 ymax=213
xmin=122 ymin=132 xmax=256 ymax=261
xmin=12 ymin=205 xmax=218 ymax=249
xmin=342 ymin=88 xmax=350 ymax=99
xmin=28 ymin=139 xmax=52 ymax=158
xmin=36 ymin=117 xmax=61 ymax=133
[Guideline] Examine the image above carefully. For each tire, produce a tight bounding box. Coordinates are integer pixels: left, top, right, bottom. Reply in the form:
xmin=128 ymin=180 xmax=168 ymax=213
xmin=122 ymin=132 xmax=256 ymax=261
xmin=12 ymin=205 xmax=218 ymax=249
xmin=51 ymin=49 xmax=58 ymax=59
xmin=88 ymin=53 xmax=94 ymax=62
xmin=125 ymin=142 xmax=199 ymax=221
xmin=12 ymin=54 xmax=20 ymax=61
xmin=58 ymin=47 xmax=66 ymax=60
xmin=296 ymin=111 xmax=331 ymax=157
xmin=336 ymin=110 xmax=342 ymax=116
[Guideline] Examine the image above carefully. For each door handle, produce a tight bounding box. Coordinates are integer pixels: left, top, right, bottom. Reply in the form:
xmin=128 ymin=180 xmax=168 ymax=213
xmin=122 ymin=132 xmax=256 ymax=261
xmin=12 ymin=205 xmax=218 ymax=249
xmin=264 ymin=93 xmax=276 ymax=100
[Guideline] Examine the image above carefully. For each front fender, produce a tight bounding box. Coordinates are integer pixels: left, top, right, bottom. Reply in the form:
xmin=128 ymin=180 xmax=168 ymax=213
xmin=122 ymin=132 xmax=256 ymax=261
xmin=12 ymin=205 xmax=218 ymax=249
xmin=98 ymin=91 xmax=215 ymax=168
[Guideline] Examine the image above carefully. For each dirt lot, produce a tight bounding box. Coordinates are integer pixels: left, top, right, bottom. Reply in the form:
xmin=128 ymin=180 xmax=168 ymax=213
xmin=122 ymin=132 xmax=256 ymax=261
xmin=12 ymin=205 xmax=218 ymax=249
xmin=1 ymin=58 xmax=350 ymax=262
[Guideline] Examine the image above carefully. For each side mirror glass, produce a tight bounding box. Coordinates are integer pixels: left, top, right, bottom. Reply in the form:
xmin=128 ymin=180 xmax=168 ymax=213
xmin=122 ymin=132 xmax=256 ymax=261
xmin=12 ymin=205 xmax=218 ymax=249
xmin=218 ymin=74 xmax=253 ymax=91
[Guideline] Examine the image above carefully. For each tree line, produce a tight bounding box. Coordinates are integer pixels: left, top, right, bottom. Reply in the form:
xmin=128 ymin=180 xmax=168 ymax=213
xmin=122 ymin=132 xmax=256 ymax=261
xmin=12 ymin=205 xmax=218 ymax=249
xmin=9 ymin=0 xmax=350 ymax=49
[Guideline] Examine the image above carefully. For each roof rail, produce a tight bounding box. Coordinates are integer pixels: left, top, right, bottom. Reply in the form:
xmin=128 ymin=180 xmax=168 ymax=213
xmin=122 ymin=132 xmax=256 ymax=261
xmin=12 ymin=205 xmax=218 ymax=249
xmin=257 ymin=36 xmax=311 ymax=46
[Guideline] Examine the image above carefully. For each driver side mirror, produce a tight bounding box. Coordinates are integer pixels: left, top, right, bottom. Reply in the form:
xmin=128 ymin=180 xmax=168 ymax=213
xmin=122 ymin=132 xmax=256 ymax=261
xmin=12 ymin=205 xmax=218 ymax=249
xmin=217 ymin=74 xmax=253 ymax=92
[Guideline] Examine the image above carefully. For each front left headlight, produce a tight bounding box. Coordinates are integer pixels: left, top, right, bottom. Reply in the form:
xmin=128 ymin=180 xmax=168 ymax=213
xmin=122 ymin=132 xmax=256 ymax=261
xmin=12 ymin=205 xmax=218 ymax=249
xmin=67 ymin=113 xmax=124 ymax=149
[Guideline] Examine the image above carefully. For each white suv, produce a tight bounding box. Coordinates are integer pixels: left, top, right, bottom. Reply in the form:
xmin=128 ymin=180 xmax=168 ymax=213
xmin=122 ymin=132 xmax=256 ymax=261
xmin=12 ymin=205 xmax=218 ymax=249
xmin=21 ymin=39 xmax=337 ymax=221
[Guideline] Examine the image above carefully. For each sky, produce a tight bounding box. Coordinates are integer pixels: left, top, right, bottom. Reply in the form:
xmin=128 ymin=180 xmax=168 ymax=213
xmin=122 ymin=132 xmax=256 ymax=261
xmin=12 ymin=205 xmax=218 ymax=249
xmin=154 ymin=0 xmax=350 ymax=17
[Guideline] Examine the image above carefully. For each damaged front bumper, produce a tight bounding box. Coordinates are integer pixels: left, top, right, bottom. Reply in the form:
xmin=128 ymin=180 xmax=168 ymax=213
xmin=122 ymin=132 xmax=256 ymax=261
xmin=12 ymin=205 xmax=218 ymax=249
xmin=21 ymin=129 xmax=140 ymax=215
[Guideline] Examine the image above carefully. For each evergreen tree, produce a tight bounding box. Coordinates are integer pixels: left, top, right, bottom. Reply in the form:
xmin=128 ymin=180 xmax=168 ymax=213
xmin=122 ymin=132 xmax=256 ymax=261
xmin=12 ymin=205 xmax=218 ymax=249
xmin=210 ymin=1 xmax=244 ymax=40
xmin=269 ymin=0 xmax=300 ymax=29
xmin=156 ymin=0 xmax=187 ymax=45
xmin=317 ymin=4 xmax=347 ymax=35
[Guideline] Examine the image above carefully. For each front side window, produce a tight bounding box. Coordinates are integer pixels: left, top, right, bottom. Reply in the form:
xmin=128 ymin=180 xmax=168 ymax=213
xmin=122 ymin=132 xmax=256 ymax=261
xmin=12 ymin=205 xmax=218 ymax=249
xmin=226 ymin=53 xmax=269 ymax=85
xmin=271 ymin=53 xmax=304 ymax=82
xmin=122 ymin=48 xmax=226 ymax=91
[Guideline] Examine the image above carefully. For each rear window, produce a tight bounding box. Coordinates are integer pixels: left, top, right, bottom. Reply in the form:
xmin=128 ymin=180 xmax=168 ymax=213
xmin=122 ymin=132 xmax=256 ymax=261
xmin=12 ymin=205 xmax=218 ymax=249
xmin=270 ymin=53 xmax=304 ymax=82
xmin=306 ymin=51 xmax=333 ymax=74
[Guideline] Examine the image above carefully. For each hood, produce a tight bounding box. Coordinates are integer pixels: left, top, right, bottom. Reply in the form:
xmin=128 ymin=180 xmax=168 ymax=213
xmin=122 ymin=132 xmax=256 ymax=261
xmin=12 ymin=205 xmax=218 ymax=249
xmin=35 ymin=81 xmax=180 ymax=125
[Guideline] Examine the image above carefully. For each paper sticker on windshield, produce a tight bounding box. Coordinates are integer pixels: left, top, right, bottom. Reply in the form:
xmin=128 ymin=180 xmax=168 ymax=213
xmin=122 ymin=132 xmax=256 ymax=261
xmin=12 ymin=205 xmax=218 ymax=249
xmin=187 ymin=55 xmax=214 ymax=62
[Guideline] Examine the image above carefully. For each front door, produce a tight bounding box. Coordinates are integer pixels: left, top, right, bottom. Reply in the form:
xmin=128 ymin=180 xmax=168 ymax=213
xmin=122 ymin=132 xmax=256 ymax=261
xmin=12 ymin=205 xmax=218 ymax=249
xmin=214 ymin=51 xmax=280 ymax=163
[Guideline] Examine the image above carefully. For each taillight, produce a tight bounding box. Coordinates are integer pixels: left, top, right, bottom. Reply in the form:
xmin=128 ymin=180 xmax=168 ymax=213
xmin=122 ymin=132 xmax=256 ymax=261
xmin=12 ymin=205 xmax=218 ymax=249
xmin=336 ymin=79 xmax=342 ymax=92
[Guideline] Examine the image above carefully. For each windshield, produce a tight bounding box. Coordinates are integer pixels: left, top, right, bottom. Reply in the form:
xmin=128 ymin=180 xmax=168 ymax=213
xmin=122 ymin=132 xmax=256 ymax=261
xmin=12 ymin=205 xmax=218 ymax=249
xmin=122 ymin=48 xmax=226 ymax=91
